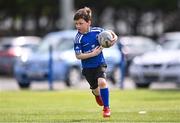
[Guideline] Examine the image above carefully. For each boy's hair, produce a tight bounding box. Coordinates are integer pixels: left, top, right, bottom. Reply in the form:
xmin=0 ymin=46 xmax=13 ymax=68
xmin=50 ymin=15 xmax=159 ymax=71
xmin=73 ymin=7 xmax=92 ymax=22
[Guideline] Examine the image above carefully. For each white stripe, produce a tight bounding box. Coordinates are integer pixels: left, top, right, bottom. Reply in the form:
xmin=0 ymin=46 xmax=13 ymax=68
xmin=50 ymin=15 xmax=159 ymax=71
xmin=76 ymin=34 xmax=83 ymax=43
xmin=91 ymin=29 xmax=101 ymax=32
xmin=74 ymin=33 xmax=82 ymax=43
xmin=78 ymin=35 xmax=83 ymax=43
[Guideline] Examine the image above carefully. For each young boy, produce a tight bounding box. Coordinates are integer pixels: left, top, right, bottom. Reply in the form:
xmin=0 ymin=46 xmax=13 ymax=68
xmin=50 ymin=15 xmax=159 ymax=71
xmin=73 ymin=7 xmax=117 ymax=117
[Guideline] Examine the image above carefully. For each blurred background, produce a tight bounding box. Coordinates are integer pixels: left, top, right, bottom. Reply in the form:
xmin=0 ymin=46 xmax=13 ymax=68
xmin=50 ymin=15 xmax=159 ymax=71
xmin=1 ymin=0 xmax=180 ymax=37
xmin=1 ymin=0 xmax=180 ymax=90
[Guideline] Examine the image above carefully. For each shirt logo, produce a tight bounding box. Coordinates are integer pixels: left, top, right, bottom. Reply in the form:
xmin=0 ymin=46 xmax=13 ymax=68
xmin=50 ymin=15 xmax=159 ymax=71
xmin=92 ymin=44 xmax=95 ymax=48
xmin=75 ymin=46 xmax=79 ymax=50
xmin=83 ymin=43 xmax=89 ymax=47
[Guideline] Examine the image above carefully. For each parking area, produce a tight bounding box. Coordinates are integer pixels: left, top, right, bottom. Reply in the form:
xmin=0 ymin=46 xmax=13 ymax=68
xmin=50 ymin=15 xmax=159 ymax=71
xmin=0 ymin=76 xmax=133 ymax=91
xmin=0 ymin=76 xmax=178 ymax=91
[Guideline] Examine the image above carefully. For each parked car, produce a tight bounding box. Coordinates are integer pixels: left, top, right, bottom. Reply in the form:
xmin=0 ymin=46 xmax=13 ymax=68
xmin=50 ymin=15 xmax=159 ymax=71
xmin=129 ymin=36 xmax=180 ymax=88
xmin=158 ymin=31 xmax=180 ymax=44
xmin=118 ymin=36 xmax=158 ymax=74
xmin=0 ymin=36 xmax=41 ymax=75
xmin=14 ymin=30 xmax=122 ymax=88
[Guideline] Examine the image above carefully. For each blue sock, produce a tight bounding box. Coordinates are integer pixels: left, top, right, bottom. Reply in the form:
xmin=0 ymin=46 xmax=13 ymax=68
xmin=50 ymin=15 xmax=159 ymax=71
xmin=100 ymin=88 xmax=109 ymax=107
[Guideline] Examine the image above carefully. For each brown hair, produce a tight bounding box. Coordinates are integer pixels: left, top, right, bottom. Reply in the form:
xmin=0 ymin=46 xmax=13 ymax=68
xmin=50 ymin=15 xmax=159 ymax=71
xmin=73 ymin=7 xmax=92 ymax=22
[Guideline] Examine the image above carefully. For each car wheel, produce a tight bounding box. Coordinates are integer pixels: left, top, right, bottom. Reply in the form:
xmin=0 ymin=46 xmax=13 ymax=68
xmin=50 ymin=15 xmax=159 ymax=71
xmin=18 ymin=81 xmax=31 ymax=89
xmin=65 ymin=67 xmax=81 ymax=87
xmin=135 ymin=82 xmax=151 ymax=88
xmin=176 ymin=82 xmax=180 ymax=88
xmin=111 ymin=67 xmax=121 ymax=85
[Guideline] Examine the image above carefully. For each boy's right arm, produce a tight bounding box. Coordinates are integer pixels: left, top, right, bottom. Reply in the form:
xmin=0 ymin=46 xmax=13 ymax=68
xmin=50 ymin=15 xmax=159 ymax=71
xmin=76 ymin=46 xmax=103 ymax=60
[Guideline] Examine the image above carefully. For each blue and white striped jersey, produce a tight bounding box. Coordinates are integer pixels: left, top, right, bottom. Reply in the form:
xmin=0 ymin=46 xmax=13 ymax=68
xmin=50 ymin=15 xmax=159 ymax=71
xmin=74 ymin=27 xmax=106 ymax=68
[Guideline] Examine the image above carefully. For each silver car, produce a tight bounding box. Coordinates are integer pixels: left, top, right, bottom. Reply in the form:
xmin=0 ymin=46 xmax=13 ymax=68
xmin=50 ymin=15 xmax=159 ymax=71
xmin=119 ymin=36 xmax=157 ymax=71
xmin=129 ymin=35 xmax=180 ymax=88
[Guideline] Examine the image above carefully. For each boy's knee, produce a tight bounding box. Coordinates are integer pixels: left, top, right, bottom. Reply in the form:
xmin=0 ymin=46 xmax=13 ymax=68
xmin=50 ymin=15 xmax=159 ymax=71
xmin=98 ymin=78 xmax=107 ymax=88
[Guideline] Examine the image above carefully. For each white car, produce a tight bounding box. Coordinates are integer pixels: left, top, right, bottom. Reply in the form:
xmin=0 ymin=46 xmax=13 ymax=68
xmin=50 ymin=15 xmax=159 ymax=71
xmin=129 ymin=37 xmax=180 ymax=88
xmin=119 ymin=36 xmax=157 ymax=74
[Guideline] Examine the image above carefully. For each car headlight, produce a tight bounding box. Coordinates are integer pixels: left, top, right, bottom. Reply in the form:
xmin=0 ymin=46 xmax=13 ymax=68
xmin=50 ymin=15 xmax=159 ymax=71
xmin=132 ymin=57 xmax=142 ymax=65
xmin=20 ymin=54 xmax=28 ymax=62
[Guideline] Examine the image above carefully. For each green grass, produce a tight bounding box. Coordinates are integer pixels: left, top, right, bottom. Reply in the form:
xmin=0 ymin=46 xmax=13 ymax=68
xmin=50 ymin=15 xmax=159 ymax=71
xmin=0 ymin=89 xmax=180 ymax=123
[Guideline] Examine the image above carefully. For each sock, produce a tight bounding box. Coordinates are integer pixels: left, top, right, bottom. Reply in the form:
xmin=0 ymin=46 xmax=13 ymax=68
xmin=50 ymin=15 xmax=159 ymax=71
xmin=100 ymin=88 xmax=109 ymax=107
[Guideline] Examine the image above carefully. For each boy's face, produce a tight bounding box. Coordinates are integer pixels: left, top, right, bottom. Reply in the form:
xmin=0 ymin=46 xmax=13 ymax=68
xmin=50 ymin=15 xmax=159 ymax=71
xmin=74 ymin=18 xmax=91 ymax=34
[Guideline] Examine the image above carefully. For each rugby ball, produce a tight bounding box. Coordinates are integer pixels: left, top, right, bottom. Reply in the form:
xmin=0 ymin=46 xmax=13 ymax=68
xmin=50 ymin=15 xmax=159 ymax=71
xmin=98 ymin=30 xmax=113 ymax=48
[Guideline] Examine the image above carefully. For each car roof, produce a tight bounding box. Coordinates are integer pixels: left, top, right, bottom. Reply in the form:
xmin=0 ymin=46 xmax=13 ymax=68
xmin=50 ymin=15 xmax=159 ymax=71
xmin=161 ymin=32 xmax=180 ymax=40
xmin=44 ymin=30 xmax=77 ymax=39
xmin=0 ymin=36 xmax=41 ymax=46
xmin=119 ymin=36 xmax=155 ymax=45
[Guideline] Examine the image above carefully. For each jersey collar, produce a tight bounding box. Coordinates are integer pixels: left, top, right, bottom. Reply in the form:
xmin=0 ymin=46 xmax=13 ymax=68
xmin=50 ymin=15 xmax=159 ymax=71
xmin=82 ymin=27 xmax=91 ymax=34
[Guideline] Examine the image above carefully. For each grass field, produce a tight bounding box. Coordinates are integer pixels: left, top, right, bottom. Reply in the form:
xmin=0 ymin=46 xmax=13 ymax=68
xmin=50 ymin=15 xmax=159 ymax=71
xmin=0 ymin=89 xmax=180 ymax=123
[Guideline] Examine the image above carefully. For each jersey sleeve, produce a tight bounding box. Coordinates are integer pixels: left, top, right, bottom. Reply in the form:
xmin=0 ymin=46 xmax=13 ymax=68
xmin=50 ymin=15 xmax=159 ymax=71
xmin=74 ymin=33 xmax=83 ymax=55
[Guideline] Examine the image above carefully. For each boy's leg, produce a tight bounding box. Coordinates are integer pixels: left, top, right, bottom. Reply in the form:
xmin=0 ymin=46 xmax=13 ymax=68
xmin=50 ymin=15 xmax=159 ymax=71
xmin=92 ymin=88 xmax=103 ymax=106
xmin=82 ymin=68 xmax=103 ymax=106
xmin=98 ymin=78 xmax=111 ymax=117
xmin=100 ymin=88 xmax=111 ymax=117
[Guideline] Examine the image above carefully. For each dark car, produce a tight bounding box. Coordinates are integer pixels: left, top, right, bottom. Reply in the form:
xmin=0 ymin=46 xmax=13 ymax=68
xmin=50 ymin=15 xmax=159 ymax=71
xmin=0 ymin=36 xmax=41 ymax=74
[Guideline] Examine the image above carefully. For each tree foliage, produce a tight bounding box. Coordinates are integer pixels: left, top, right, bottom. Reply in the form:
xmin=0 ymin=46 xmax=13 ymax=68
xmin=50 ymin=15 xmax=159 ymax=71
xmin=75 ymin=0 xmax=178 ymax=11
xmin=0 ymin=0 xmax=179 ymax=36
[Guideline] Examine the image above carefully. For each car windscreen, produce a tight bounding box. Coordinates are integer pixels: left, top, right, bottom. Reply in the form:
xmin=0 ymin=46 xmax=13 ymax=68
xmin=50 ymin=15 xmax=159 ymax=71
xmin=125 ymin=39 xmax=156 ymax=52
xmin=0 ymin=44 xmax=13 ymax=50
xmin=36 ymin=37 xmax=74 ymax=53
xmin=0 ymin=38 xmax=14 ymax=50
xmin=162 ymin=40 xmax=180 ymax=50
